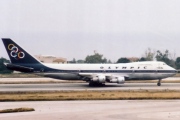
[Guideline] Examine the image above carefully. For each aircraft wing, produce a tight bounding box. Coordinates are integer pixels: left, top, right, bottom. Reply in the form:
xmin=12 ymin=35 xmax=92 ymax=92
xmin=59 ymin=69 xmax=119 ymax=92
xmin=79 ymin=73 xmax=127 ymax=78
xmin=79 ymin=73 xmax=112 ymax=78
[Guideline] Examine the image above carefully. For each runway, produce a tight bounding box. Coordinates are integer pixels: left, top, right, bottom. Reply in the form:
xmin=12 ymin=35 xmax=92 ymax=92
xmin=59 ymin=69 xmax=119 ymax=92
xmin=0 ymin=77 xmax=180 ymax=91
xmin=1 ymin=78 xmax=180 ymax=120
xmin=1 ymin=77 xmax=179 ymax=82
xmin=1 ymin=82 xmax=180 ymax=92
xmin=1 ymin=100 xmax=180 ymax=120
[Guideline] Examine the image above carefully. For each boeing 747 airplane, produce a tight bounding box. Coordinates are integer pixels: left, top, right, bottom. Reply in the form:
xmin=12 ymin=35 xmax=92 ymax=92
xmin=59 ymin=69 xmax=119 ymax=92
xmin=1 ymin=38 xmax=177 ymax=86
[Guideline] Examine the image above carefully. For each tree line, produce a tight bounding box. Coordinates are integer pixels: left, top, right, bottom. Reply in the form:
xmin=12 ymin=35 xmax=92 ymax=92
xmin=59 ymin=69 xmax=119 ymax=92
xmin=0 ymin=57 xmax=12 ymax=74
xmin=69 ymin=48 xmax=180 ymax=69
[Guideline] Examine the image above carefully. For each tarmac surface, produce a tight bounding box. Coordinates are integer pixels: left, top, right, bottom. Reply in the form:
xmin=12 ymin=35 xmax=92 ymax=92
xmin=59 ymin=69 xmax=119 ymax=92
xmin=0 ymin=83 xmax=180 ymax=92
xmin=1 ymin=77 xmax=180 ymax=82
xmin=1 ymin=78 xmax=180 ymax=120
xmin=1 ymin=100 xmax=180 ymax=120
xmin=0 ymin=78 xmax=180 ymax=91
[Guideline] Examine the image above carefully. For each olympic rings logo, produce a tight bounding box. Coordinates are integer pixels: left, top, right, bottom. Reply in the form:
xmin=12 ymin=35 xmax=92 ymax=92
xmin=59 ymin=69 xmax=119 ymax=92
xmin=8 ymin=44 xmax=25 ymax=59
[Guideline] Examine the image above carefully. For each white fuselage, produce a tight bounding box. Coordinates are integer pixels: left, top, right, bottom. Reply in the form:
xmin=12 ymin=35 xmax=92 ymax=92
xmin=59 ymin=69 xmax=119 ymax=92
xmin=40 ymin=61 xmax=176 ymax=81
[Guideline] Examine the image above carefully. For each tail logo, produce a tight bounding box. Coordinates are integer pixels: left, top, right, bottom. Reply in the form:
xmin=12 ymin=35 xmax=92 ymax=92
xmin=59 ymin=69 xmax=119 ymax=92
xmin=8 ymin=44 xmax=25 ymax=59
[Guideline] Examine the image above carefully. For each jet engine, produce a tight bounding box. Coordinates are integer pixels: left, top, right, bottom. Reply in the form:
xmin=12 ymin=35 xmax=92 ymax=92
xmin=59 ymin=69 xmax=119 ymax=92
xmin=110 ymin=76 xmax=125 ymax=84
xmin=92 ymin=75 xmax=106 ymax=83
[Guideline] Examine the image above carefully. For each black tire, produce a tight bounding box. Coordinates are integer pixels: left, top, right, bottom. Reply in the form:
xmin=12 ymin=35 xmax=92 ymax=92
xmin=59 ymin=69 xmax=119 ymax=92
xmin=157 ymin=82 xmax=161 ymax=86
xmin=89 ymin=82 xmax=94 ymax=86
xmin=89 ymin=82 xmax=105 ymax=87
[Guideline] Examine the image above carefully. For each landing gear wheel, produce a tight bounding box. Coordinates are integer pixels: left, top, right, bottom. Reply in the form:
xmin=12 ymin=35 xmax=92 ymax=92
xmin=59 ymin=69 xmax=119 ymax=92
xmin=89 ymin=81 xmax=94 ymax=87
xmin=157 ymin=79 xmax=162 ymax=86
xmin=157 ymin=82 xmax=161 ymax=86
xmin=89 ymin=82 xmax=105 ymax=87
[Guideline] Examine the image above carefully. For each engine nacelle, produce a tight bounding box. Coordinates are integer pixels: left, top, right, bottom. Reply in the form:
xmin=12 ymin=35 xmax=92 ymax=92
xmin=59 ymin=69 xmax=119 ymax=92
xmin=92 ymin=75 xmax=106 ymax=83
xmin=110 ymin=76 xmax=125 ymax=84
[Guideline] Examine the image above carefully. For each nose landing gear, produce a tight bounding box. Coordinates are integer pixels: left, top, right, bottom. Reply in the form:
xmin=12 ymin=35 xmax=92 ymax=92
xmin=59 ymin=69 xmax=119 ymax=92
xmin=157 ymin=79 xmax=161 ymax=86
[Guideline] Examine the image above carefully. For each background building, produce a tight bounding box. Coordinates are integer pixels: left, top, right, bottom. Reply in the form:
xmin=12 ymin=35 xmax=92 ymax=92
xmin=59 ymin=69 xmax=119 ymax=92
xmin=35 ymin=55 xmax=67 ymax=64
xmin=127 ymin=57 xmax=139 ymax=62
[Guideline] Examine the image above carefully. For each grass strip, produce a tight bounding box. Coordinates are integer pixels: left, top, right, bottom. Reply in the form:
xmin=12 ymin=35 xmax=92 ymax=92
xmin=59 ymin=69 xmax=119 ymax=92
xmin=0 ymin=108 xmax=35 ymax=113
xmin=0 ymin=90 xmax=180 ymax=101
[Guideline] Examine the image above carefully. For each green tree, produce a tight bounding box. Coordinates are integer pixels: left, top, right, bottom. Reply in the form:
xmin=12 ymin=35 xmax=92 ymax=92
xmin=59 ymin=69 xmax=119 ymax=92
xmin=117 ymin=58 xmax=130 ymax=63
xmin=68 ymin=58 xmax=76 ymax=63
xmin=107 ymin=59 xmax=112 ymax=63
xmin=155 ymin=50 xmax=175 ymax=67
xmin=85 ymin=53 xmax=107 ymax=63
xmin=76 ymin=59 xmax=84 ymax=63
xmin=144 ymin=48 xmax=155 ymax=61
xmin=139 ymin=57 xmax=147 ymax=61
xmin=72 ymin=58 xmax=76 ymax=63
xmin=175 ymin=57 xmax=180 ymax=69
xmin=0 ymin=57 xmax=13 ymax=74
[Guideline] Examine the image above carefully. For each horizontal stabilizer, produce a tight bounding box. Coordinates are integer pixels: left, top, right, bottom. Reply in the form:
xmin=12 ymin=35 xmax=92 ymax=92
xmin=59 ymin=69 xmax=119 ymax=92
xmin=5 ymin=63 xmax=34 ymax=72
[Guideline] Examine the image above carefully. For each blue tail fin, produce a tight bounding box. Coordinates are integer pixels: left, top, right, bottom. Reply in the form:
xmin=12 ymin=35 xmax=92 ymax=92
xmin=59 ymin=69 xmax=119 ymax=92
xmin=2 ymin=38 xmax=40 ymax=64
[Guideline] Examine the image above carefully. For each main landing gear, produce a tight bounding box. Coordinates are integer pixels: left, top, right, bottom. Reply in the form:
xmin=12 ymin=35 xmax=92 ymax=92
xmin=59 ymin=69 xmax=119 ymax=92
xmin=89 ymin=81 xmax=105 ymax=87
xmin=157 ymin=79 xmax=162 ymax=86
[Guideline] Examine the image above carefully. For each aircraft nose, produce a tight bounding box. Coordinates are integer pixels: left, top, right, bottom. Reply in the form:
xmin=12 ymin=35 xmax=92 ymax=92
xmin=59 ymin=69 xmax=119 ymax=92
xmin=169 ymin=66 xmax=177 ymax=74
xmin=173 ymin=68 xmax=178 ymax=74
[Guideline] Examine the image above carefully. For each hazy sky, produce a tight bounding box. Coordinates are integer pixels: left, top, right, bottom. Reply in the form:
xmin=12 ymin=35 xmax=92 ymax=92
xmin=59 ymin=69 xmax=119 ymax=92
xmin=0 ymin=0 xmax=180 ymax=62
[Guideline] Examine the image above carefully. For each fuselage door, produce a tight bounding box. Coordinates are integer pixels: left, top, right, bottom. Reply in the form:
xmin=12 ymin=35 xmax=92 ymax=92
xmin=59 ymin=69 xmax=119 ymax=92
xmin=155 ymin=63 xmax=161 ymax=78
